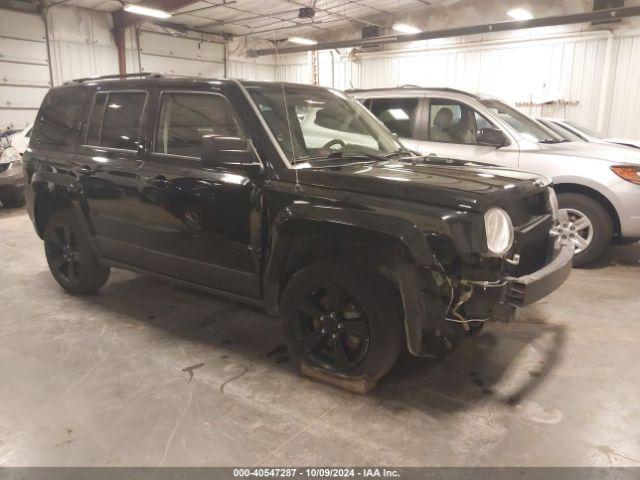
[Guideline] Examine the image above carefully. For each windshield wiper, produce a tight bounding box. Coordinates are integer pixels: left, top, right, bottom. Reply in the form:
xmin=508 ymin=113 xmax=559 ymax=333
xmin=539 ymin=138 xmax=562 ymax=144
xmin=327 ymin=151 xmax=389 ymax=161
xmin=382 ymin=148 xmax=419 ymax=159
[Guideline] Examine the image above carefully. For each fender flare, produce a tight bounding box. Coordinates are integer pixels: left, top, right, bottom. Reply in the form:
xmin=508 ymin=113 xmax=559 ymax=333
xmin=30 ymin=170 xmax=98 ymax=252
xmin=263 ymin=202 xmax=444 ymax=356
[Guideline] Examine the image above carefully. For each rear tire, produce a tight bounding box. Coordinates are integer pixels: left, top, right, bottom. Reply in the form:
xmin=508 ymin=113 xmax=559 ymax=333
xmin=10 ymin=190 xmax=25 ymax=207
xmin=557 ymin=193 xmax=612 ymax=267
xmin=1 ymin=189 xmax=24 ymax=208
xmin=44 ymin=209 xmax=110 ymax=294
xmin=280 ymin=260 xmax=403 ymax=381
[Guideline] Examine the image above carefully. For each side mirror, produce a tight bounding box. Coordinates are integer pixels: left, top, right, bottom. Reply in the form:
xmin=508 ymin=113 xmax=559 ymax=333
xmin=476 ymin=128 xmax=508 ymax=148
xmin=202 ymin=135 xmax=262 ymax=172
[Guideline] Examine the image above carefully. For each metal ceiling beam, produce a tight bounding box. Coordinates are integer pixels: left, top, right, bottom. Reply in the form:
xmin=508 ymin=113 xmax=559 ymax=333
xmin=253 ymin=5 xmax=640 ymax=56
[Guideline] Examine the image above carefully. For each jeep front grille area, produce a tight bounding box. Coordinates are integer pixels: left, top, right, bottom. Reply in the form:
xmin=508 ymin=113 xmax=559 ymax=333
xmin=505 ymin=192 xmax=549 ymax=227
xmin=510 ymin=215 xmax=554 ymax=276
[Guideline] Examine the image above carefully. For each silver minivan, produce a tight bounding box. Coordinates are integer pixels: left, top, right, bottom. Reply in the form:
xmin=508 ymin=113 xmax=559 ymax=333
xmin=353 ymin=87 xmax=640 ymax=266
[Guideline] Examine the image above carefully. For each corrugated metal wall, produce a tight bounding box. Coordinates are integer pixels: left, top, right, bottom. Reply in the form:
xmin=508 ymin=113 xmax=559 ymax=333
xmin=47 ymin=6 xmax=119 ymax=86
xmin=607 ymin=35 xmax=640 ymax=139
xmin=340 ymin=33 xmax=613 ymax=135
xmin=274 ymin=31 xmax=640 ymax=139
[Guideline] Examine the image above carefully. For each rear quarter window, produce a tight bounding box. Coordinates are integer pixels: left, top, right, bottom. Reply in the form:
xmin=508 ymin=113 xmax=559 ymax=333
xmin=33 ymin=88 xmax=86 ymax=148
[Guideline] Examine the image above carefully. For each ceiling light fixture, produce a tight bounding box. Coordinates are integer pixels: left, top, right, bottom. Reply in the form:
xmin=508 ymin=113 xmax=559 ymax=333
xmin=124 ymin=4 xmax=172 ymax=19
xmin=392 ymin=23 xmax=421 ymax=34
xmin=507 ymin=8 xmax=533 ymax=21
xmin=288 ymin=36 xmax=318 ymax=45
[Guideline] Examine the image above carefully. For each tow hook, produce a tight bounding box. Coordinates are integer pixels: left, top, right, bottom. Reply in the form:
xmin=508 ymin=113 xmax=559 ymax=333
xmin=505 ymin=253 xmax=521 ymax=266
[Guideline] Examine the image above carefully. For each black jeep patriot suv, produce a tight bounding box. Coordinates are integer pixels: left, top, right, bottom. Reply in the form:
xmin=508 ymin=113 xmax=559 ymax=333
xmin=23 ymin=74 xmax=574 ymax=383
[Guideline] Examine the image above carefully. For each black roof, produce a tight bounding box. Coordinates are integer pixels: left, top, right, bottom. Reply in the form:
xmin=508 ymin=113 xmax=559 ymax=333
xmin=61 ymin=73 xmax=331 ymax=92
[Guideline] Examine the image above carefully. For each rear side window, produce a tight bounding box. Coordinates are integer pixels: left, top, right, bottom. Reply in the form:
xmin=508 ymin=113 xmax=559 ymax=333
xmin=369 ymin=98 xmax=419 ymax=139
xmin=34 ymin=89 xmax=84 ymax=147
xmin=155 ymin=92 xmax=243 ymax=158
xmin=85 ymin=91 xmax=146 ymax=151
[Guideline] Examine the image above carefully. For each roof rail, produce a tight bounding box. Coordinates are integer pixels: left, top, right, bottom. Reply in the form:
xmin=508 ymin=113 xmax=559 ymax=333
xmin=399 ymin=84 xmax=421 ymax=88
xmin=64 ymin=72 xmax=164 ymax=85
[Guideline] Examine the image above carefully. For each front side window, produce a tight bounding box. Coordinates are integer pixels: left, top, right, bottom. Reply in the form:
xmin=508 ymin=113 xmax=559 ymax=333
xmin=427 ymin=99 xmax=495 ymax=145
xmin=369 ymin=98 xmax=419 ymax=139
xmin=155 ymin=93 xmax=243 ymax=158
xmin=246 ymin=84 xmax=400 ymax=163
xmin=480 ymin=99 xmax=561 ymax=143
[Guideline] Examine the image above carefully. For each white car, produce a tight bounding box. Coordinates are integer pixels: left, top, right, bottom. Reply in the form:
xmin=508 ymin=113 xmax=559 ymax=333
xmin=538 ymin=117 xmax=640 ymax=150
xmin=9 ymin=124 xmax=33 ymax=155
xmin=353 ymin=87 xmax=640 ymax=266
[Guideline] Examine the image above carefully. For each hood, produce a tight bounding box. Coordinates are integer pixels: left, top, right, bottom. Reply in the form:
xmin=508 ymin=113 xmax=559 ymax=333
xmin=604 ymin=137 xmax=640 ymax=150
xmin=292 ymin=158 xmax=547 ymax=212
xmin=538 ymin=141 xmax=640 ymax=166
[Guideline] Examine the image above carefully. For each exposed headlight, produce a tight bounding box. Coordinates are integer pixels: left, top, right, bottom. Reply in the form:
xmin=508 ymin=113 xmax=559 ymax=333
xmin=484 ymin=207 xmax=514 ymax=256
xmin=0 ymin=146 xmax=21 ymax=164
xmin=547 ymin=187 xmax=559 ymax=223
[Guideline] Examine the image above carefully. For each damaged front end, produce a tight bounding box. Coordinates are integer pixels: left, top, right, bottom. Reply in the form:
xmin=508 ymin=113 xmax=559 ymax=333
xmin=398 ymin=187 xmax=574 ymax=357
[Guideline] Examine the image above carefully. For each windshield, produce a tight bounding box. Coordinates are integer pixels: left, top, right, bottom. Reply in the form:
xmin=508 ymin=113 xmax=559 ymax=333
xmin=246 ymin=83 xmax=401 ymax=164
xmin=481 ymin=99 xmax=563 ymax=143
xmin=565 ymin=120 xmax=604 ymax=139
xmin=540 ymin=120 xmax=583 ymax=142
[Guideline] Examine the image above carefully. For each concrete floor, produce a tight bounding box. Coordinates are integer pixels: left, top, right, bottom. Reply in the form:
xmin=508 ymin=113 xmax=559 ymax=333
xmin=1 ymin=206 xmax=640 ymax=467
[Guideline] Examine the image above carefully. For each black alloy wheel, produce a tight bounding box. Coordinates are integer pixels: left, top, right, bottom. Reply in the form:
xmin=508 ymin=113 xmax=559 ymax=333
xmin=44 ymin=209 xmax=110 ymax=294
xmin=281 ymin=260 xmax=403 ymax=381
xmin=293 ymin=282 xmax=371 ymax=373
xmin=46 ymin=223 xmax=82 ymax=286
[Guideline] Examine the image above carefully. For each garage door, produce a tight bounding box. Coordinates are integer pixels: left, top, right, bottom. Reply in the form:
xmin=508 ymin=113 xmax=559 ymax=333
xmin=138 ymin=31 xmax=225 ymax=78
xmin=0 ymin=9 xmax=51 ymax=130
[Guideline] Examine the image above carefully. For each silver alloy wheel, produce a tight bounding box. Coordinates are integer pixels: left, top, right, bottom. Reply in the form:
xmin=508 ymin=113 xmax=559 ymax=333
xmin=560 ymin=208 xmax=594 ymax=254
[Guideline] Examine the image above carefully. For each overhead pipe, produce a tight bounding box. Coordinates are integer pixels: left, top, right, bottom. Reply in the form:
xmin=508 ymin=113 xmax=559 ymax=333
xmin=251 ymin=6 xmax=640 ymax=57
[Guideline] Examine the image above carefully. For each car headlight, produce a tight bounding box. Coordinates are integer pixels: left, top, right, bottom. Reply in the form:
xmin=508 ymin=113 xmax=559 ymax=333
xmin=547 ymin=187 xmax=559 ymax=223
xmin=484 ymin=207 xmax=514 ymax=256
xmin=0 ymin=146 xmax=21 ymax=164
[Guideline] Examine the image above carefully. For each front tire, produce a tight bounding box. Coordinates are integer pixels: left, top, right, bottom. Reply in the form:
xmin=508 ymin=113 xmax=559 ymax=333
xmin=280 ymin=260 xmax=403 ymax=381
xmin=557 ymin=193 xmax=612 ymax=267
xmin=44 ymin=209 xmax=110 ymax=294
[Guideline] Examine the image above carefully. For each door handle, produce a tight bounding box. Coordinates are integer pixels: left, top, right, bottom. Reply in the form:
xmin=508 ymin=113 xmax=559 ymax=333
xmin=148 ymin=175 xmax=169 ymax=188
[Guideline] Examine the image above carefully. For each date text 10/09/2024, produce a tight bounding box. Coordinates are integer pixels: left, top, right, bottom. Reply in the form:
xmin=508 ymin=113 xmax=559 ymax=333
xmin=233 ymin=468 xmax=401 ymax=478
